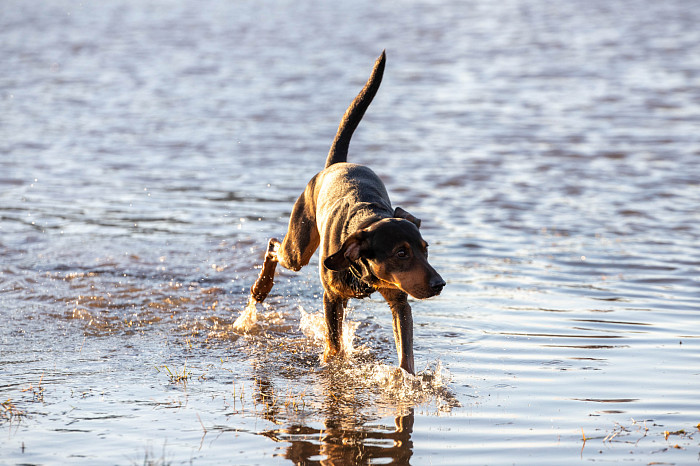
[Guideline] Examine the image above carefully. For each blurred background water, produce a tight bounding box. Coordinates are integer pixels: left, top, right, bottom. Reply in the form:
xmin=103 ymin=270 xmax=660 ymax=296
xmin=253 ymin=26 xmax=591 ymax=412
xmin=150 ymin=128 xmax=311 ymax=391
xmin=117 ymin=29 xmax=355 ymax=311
xmin=1 ymin=0 xmax=699 ymax=464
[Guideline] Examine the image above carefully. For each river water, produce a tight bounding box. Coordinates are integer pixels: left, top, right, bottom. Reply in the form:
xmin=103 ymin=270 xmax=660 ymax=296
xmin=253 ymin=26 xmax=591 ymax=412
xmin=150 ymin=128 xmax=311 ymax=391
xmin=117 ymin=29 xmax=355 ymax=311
xmin=1 ymin=0 xmax=699 ymax=464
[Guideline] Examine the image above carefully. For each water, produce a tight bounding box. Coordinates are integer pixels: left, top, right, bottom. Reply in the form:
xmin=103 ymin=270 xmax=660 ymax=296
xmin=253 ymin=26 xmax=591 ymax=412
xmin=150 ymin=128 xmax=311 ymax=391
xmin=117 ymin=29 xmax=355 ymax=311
xmin=1 ymin=0 xmax=699 ymax=464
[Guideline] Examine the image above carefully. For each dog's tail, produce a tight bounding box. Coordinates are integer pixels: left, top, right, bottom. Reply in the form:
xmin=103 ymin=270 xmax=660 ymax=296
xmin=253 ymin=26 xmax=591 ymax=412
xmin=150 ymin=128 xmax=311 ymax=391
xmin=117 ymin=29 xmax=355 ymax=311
xmin=325 ymin=50 xmax=386 ymax=168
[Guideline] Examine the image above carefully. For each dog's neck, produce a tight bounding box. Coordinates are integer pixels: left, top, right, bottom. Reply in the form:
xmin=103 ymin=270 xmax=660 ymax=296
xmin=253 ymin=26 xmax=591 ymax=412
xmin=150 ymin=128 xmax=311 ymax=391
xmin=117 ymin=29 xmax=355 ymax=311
xmin=347 ymin=258 xmax=377 ymax=298
xmin=340 ymin=202 xmax=390 ymax=298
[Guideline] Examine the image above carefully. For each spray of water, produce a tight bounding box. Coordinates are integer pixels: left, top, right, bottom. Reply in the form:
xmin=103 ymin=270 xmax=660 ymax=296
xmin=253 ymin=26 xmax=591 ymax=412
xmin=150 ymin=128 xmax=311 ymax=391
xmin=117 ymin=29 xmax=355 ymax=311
xmin=232 ymin=298 xmax=260 ymax=333
xmin=297 ymin=306 xmax=459 ymax=410
xmin=354 ymin=360 xmax=460 ymax=410
xmin=298 ymin=306 xmax=359 ymax=357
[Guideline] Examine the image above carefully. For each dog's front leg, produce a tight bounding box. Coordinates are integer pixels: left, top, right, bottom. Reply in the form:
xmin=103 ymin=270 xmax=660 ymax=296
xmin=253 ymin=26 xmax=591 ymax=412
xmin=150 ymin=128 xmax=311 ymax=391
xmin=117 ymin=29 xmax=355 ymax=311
xmin=323 ymin=292 xmax=346 ymax=362
xmin=380 ymin=289 xmax=415 ymax=375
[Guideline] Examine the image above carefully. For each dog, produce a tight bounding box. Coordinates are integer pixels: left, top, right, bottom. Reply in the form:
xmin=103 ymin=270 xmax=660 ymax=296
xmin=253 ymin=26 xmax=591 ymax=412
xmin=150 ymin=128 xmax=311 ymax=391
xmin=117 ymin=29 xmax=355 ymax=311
xmin=249 ymin=51 xmax=445 ymax=375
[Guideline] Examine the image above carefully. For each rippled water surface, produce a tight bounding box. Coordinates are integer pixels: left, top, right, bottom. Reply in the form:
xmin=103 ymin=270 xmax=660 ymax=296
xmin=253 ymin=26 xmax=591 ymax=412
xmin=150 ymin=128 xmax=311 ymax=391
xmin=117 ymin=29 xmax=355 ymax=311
xmin=2 ymin=0 xmax=699 ymax=464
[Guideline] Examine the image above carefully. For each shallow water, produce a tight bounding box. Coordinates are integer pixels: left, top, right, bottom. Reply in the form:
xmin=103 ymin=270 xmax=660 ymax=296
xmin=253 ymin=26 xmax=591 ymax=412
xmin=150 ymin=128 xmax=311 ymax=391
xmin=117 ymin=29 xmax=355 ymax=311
xmin=1 ymin=0 xmax=699 ymax=464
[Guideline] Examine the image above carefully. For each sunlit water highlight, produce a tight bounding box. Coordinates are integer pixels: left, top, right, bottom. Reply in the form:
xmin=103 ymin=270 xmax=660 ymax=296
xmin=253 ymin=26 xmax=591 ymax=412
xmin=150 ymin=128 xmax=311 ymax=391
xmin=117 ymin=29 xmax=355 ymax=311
xmin=2 ymin=0 xmax=700 ymax=464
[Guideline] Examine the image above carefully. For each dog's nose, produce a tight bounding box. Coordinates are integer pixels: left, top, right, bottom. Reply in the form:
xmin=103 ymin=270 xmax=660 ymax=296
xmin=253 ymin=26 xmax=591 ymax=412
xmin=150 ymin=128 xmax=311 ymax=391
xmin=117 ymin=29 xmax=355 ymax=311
xmin=430 ymin=276 xmax=446 ymax=295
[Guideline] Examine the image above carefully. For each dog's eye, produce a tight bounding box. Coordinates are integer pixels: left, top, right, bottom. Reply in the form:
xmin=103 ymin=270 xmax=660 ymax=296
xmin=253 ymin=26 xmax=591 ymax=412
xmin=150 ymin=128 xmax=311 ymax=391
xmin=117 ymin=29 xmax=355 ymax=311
xmin=396 ymin=248 xmax=409 ymax=259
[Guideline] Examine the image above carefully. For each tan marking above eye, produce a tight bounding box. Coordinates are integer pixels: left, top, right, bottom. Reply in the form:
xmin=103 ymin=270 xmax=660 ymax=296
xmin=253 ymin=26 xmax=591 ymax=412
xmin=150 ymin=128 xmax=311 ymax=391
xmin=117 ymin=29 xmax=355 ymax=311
xmin=394 ymin=242 xmax=411 ymax=258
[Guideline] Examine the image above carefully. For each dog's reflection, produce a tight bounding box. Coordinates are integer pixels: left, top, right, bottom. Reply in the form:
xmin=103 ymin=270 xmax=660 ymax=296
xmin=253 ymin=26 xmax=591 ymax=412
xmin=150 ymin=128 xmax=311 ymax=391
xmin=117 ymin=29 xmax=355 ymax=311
xmin=254 ymin=369 xmax=415 ymax=465
xmin=261 ymin=408 xmax=414 ymax=465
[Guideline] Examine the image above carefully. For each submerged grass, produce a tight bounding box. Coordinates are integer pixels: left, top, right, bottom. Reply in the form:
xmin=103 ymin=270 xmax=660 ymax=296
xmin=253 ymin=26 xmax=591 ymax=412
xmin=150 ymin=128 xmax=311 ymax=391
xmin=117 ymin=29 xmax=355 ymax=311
xmin=1 ymin=399 xmax=26 ymax=424
xmin=582 ymin=419 xmax=700 ymax=455
xmin=1 ymin=374 xmax=48 ymax=425
xmin=156 ymin=363 xmax=192 ymax=386
xmin=130 ymin=442 xmax=172 ymax=466
xmin=21 ymin=373 xmax=45 ymax=402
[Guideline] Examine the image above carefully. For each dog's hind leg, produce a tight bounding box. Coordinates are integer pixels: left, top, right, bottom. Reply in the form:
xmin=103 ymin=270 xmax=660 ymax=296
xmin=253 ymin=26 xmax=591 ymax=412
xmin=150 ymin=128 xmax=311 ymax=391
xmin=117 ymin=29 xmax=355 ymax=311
xmin=250 ymin=238 xmax=281 ymax=303
xmin=249 ymin=189 xmax=320 ymax=303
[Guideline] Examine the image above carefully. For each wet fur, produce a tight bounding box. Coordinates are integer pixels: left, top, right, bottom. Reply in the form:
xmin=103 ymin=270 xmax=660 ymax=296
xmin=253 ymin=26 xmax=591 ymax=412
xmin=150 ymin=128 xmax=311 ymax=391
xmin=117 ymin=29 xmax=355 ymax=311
xmin=249 ymin=51 xmax=445 ymax=374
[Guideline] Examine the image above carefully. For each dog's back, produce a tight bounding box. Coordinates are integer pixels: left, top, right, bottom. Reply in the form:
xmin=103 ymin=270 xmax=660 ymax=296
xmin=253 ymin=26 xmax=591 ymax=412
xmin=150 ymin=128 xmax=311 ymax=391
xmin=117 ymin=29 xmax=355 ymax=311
xmin=315 ymin=163 xmax=393 ymax=255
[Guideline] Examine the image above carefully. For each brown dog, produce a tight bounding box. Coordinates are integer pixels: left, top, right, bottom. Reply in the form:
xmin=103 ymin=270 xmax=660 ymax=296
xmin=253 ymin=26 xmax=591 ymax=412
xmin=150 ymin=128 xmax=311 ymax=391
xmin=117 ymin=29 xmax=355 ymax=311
xmin=249 ymin=51 xmax=445 ymax=374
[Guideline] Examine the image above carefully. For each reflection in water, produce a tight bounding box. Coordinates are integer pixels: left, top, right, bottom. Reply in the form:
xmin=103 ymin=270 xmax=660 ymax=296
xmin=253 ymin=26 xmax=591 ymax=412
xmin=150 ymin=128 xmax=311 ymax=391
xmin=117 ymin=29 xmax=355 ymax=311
xmin=257 ymin=367 xmax=415 ymax=466
xmin=262 ymin=409 xmax=414 ymax=465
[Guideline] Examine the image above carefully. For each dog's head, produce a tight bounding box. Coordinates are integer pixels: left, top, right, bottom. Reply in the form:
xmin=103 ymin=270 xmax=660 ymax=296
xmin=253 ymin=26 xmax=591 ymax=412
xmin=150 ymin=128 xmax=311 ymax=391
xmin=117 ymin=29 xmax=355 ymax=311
xmin=324 ymin=211 xmax=445 ymax=299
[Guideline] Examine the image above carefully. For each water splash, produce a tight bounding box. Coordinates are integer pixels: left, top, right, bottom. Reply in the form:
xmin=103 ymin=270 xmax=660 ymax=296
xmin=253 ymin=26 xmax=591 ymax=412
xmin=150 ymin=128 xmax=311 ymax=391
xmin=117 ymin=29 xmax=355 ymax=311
xmin=298 ymin=306 xmax=360 ymax=357
xmin=349 ymin=360 xmax=461 ymax=411
xmin=232 ymin=298 xmax=260 ymax=333
xmin=298 ymin=306 xmax=460 ymax=411
xmin=298 ymin=306 xmax=324 ymax=343
xmin=228 ymin=299 xmax=289 ymax=336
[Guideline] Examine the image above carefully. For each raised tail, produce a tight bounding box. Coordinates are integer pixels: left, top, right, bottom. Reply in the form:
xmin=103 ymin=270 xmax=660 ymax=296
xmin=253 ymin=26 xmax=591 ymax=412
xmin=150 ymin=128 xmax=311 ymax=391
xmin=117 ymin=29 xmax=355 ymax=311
xmin=324 ymin=50 xmax=386 ymax=168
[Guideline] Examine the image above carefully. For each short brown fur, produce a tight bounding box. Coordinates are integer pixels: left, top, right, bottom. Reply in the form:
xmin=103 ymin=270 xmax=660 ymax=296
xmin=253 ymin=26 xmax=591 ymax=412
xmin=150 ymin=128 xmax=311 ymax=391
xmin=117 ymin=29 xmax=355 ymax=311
xmin=249 ymin=51 xmax=445 ymax=374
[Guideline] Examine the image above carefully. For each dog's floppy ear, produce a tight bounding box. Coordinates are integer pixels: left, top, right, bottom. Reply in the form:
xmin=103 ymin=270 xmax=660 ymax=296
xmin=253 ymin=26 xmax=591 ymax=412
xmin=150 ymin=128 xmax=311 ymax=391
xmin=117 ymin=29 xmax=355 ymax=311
xmin=394 ymin=207 xmax=421 ymax=228
xmin=324 ymin=230 xmax=369 ymax=271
